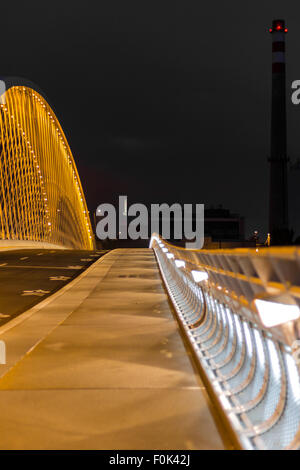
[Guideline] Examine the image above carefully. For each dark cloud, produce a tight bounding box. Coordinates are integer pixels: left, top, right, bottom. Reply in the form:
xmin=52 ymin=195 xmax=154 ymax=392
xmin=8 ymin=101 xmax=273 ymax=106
xmin=1 ymin=1 xmax=300 ymax=238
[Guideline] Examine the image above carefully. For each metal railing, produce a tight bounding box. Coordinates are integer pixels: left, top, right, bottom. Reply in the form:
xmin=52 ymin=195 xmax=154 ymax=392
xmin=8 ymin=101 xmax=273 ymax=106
xmin=150 ymin=233 xmax=300 ymax=450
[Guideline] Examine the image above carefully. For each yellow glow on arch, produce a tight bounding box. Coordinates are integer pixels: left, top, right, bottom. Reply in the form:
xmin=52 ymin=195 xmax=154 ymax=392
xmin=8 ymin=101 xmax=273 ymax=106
xmin=0 ymin=85 xmax=94 ymax=250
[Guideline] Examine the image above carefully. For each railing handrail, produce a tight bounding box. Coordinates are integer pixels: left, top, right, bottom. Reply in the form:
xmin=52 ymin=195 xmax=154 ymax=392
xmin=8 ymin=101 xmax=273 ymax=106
xmin=150 ymin=233 xmax=300 ymax=450
xmin=150 ymin=233 xmax=300 ymax=347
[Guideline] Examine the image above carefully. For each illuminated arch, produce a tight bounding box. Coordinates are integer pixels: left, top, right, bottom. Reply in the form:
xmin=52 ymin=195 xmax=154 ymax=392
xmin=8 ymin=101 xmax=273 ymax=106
xmin=0 ymin=78 xmax=94 ymax=250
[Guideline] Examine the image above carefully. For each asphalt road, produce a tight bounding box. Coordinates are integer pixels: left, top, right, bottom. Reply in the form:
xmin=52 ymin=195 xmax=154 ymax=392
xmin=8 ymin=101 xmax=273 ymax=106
xmin=0 ymin=249 xmax=109 ymax=326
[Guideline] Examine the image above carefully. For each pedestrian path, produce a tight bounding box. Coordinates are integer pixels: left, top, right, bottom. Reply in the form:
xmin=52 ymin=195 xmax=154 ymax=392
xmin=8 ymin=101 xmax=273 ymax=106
xmin=0 ymin=249 xmax=225 ymax=449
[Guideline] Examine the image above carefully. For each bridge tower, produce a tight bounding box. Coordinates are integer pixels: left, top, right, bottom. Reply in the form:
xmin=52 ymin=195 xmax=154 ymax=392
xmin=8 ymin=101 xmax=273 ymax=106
xmin=268 ymin=19 xmax=290 ymax=244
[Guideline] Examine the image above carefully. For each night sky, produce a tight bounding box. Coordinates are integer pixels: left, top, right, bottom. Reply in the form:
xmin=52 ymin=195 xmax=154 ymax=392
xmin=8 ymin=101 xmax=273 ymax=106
xmin=2 ymin=1 xmax=300 ymax=238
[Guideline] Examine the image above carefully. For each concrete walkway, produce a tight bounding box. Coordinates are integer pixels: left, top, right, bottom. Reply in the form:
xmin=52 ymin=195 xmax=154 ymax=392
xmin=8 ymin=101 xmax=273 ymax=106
xmin=0 ymin=249 xmax=224 ymax=450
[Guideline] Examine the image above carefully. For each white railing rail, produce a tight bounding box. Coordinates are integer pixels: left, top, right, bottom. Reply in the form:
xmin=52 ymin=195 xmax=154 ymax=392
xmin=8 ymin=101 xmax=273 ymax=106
xmin=150 ymin=233 xmax=300 ymax=450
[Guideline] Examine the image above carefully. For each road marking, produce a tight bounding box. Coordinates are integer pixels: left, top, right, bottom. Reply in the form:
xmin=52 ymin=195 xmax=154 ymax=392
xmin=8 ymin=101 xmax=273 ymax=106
xmin=67 ymin=265 xmax=83 ymax=270
xmin=37 ymin=253 xmax=44 ymax=256
xmin=81 ymin=258 xmax=92 ymax=261
xmin=0 ymin=263 xmax=7 ymax=266
xmin=21 ymin=289 xmax=50 ymax=296
xmin=20 ymin=257 xmax=28 ymax=260
xmin=0 ymin=250 xmax=111 ymax=338
xmin=49 ymin=276 xmax=71 ymax=281
xmin=0 ymin=313 xmax=10 ymax=318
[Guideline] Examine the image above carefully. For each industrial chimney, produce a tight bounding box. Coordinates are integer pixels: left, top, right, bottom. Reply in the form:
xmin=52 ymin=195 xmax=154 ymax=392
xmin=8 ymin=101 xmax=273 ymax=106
xmin=268 ymin=19 xmax=290 ymax=245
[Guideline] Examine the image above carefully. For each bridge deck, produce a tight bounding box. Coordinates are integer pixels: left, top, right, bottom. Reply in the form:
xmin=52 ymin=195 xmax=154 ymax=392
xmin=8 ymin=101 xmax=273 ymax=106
xmin=0 ymin=249 xmax=224 ymax=449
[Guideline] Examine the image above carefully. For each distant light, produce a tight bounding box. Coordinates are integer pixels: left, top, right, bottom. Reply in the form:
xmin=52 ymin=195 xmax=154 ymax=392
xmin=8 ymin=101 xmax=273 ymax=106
xmin=285 ymin=28 xmax=288 ymax=33
xmin=167 ymin=253 xmax=174 ymax=259
xmin=175 ymin=259 xmax=185 ymax=268
xmin=162 ymin=248 xmax=168 ymax=253
xmin=269 ymin=28 xmax=273 ymax=33
xmin=255 ymin=299 xmax=300 ymax=327
xmin=191 ymin=270 xmax=208 ymax=283
xmin=276 ymin=24 xmax=282 ymax=30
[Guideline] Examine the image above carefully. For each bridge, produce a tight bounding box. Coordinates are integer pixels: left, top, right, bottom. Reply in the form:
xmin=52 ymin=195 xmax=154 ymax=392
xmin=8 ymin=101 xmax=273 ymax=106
xmin=0 ymin=78 xmax=94 ymax=250
xmin=0 ymin=79 xmax=299 ymax=450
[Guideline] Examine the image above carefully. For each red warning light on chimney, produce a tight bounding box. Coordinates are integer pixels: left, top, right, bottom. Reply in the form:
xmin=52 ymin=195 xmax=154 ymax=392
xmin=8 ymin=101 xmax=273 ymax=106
xmin=269 ymin=20 xmax=288 ymax=34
